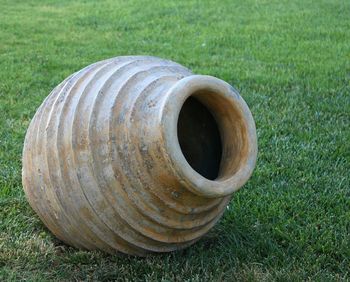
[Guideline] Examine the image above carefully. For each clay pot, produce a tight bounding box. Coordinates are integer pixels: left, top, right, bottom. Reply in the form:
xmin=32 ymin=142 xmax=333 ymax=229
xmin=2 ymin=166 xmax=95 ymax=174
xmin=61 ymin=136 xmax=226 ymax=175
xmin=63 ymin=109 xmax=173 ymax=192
xmin=22 ymin=56 xmax=257 ymax=256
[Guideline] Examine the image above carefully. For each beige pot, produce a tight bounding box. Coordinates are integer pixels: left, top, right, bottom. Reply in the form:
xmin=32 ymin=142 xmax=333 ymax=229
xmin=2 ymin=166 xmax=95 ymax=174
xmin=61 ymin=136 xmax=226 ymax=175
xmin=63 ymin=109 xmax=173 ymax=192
xmin=22 ymin=56 xmax=257 ymax=256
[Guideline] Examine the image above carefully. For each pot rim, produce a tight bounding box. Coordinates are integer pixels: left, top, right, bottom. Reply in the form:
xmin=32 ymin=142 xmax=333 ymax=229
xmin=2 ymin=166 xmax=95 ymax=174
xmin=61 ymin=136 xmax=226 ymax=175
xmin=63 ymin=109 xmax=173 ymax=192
xmin=161 ymin=75 xmax=258 ymax=198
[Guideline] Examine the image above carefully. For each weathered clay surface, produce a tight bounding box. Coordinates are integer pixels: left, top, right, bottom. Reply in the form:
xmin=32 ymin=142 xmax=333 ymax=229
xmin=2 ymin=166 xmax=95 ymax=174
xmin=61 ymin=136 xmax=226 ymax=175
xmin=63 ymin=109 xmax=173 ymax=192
xmin=22 ymin=56 xmax=257 ymax=256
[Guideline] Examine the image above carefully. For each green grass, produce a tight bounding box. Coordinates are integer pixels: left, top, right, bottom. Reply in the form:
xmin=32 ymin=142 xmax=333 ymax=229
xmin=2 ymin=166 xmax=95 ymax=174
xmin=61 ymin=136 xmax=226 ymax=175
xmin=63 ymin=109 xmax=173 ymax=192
xmin=0 ymin=0 xmax=349 ymax=280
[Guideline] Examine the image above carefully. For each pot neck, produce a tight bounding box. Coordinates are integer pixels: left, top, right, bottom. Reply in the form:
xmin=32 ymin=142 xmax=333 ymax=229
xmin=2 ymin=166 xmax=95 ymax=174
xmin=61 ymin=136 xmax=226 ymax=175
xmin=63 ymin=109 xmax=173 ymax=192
xmin=134 ymin=75 xmax=257 ymax=199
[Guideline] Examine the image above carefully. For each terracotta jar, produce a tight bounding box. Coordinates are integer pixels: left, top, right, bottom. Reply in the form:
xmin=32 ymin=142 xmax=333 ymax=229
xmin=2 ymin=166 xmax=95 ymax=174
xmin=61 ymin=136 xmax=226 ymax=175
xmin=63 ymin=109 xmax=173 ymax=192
xmin=22 ymin=56 xmax=257 ymax=256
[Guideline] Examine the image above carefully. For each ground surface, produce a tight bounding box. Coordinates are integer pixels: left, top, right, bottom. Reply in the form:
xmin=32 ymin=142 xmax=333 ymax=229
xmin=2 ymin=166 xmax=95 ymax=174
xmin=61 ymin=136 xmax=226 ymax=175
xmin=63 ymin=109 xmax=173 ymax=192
xmin=0 ymin=0 xmax=349 ymax=281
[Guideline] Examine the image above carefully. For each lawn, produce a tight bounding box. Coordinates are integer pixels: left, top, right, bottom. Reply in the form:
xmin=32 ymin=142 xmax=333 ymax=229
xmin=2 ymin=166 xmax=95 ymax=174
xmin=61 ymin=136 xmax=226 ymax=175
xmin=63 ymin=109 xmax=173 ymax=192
xmin=0 ymin=0 xmax=349 ymax=280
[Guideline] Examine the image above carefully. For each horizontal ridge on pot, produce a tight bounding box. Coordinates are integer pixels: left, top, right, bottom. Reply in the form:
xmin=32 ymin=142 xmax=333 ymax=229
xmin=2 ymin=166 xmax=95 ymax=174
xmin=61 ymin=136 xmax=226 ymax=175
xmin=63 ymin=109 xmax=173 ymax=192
xmin=22 ymin=56 xmax=257 ymax=256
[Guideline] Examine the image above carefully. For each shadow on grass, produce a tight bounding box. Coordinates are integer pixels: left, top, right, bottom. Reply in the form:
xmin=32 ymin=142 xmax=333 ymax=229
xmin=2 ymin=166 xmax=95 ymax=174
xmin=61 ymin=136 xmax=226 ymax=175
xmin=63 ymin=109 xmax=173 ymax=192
xmin=51 ymin=217 xmax=284 ymax=279
xmin=2 ymin=198 xmax=297 ymax=280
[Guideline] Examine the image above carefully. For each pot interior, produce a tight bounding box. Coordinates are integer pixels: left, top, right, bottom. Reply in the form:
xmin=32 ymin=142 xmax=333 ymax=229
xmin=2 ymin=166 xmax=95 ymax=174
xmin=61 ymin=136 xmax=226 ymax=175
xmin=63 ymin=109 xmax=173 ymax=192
xmin=177 ymin=96 xmax=222 ymax=180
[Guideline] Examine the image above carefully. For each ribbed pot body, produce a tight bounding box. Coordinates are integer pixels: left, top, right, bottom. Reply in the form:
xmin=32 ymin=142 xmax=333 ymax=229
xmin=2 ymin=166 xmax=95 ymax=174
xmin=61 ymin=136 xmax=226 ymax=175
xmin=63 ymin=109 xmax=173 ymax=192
xmin=22 ymin=56 xmax=257 ymax=256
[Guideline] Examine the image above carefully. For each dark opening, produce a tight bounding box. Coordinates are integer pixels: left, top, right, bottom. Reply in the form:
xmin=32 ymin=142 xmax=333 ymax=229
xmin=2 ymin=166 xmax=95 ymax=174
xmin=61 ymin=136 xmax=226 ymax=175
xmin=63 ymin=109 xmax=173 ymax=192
xmin=177 ymin=96 xmax=222 ymax=180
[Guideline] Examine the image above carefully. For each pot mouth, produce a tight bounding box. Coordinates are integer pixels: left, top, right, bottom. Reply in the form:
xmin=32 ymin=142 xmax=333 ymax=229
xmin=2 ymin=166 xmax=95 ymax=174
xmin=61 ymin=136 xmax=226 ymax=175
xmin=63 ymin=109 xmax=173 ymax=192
xmin=177 ymin=95 xmax=222 ymax=181
xmin=161 ymin=75 xmax=257 ymax=198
